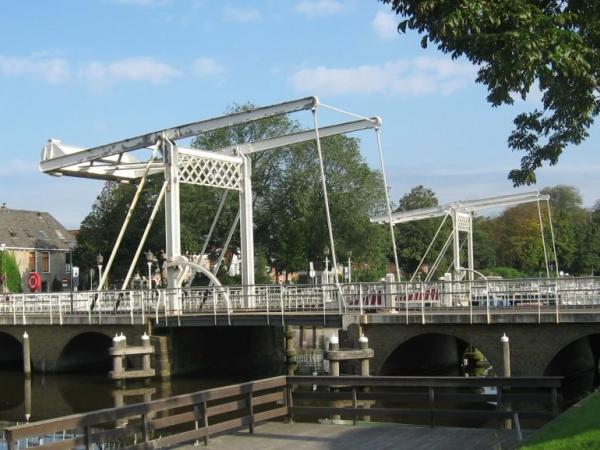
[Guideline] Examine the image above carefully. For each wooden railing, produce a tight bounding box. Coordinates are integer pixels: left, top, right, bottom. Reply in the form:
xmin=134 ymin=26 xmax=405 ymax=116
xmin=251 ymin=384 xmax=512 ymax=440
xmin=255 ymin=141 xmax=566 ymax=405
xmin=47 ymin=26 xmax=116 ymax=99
xmin=4 ymin=375 xmax=562 ymax=449
xmin=3 ymin=376 xmax=288 ymax=450
xmin=288 ymin=375 xmax=562 ymax=431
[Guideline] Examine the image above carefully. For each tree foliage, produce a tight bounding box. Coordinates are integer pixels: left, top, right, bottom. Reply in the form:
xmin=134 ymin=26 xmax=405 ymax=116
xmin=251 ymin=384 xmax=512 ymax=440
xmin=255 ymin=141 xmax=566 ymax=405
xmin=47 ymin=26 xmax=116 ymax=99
xmin=0 ymin=251 xmax=22 ymax=293
xmin=76 ymin=103 xmax=389 ymax=285
xmin=392 ymin=184 xmax=600 ymax=279
xmin=381 ymin=0 xmax=600 ymax=185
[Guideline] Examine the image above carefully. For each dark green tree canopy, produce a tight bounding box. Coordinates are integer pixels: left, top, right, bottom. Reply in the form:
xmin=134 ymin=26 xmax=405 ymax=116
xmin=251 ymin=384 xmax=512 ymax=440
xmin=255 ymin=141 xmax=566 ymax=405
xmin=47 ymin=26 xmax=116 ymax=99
xmin=381 ymin=0 xmax=600 ymax=185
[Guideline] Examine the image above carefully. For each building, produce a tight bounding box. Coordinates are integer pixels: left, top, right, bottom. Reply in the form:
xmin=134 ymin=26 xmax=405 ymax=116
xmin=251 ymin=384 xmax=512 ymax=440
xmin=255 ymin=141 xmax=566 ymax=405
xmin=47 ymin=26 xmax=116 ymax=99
xmin=0 ymin=204 xmax=76 ymax=292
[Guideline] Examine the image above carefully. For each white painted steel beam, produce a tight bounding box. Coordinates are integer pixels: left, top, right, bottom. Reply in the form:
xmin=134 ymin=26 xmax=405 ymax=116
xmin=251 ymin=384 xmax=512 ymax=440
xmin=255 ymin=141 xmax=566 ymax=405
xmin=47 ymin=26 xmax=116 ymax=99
xmin=214 ymin=118 xmax=380 ymax=156
xmin=370 ymin=191 xmax=549 ymax=224
xmin=40 ymin=97 xmax=317 ymax=172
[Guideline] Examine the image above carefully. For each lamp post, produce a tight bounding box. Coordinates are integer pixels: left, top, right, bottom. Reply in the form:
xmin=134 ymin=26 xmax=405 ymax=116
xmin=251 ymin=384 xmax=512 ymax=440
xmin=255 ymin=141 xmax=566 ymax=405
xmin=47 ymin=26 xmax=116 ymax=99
xmin=145 ymin=250 xmax=155 ymax=290
xmin=347 ymin=251 xmax=352 ymax=284
xmin=0 ymin=243 xmax=6 ymax=294
xmin=96 ymin=253 xmax=104 ymax=291
xmin=323 ymin=246 xmax=330 ymax=285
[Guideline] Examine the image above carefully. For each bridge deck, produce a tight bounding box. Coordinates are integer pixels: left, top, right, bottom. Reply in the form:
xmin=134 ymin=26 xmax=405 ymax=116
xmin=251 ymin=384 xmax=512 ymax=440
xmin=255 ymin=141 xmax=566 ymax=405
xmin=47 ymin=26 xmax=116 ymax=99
xmin=175 ymin=422 xmax=526 ymax=450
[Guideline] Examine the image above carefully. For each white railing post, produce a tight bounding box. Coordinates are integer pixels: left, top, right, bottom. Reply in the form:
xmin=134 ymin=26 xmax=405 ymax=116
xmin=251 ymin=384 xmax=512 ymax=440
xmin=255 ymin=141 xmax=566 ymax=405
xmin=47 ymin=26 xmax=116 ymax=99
xmin=486 ymin=280 xmax=490 ymax=324
xmin=280 ymin=286 xmax=285 ymax=326
xmin=212 ymin=288 xmax=217 ymax=326
xmin=420 ymin=282 xmax=425 ymax=325
xmin=22 ymin=294 xmax=26 ymax=325
xmin=266 ymin=288 xmax=270 ymax=326
xmin=59 ymin=295 xmax=63 ymax=326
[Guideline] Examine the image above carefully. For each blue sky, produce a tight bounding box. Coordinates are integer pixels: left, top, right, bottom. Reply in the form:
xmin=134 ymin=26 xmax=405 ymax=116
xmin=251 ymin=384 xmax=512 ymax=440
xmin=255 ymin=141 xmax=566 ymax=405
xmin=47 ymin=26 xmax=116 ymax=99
xmin=1 ymin=0 xmax=598 ymax=228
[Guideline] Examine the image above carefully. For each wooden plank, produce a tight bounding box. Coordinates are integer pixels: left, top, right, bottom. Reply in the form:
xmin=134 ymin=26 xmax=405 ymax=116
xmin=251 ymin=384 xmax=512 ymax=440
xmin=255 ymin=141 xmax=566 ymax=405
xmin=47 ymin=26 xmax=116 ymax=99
xmin=109 ymin=346 xmax=154 ymax=356
xmin=287 ymin=375 xmax=563 ymax=389
xmin=326 ymin=349 xmax=374 ymax=361
xmin=109 ymin=369 xmax=155 ymax=380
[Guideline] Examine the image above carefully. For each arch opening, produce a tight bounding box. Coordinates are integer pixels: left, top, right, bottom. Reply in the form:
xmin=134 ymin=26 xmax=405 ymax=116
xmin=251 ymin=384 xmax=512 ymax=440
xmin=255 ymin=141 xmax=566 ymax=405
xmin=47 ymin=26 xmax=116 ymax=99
xmin=544 ymin=333 xmax=600 ymax=404
xmin=380 ymin=333 xmax=492 ymax=377
xmin=0 ymin=332 xmax=23 ymax=371
xmin=56 ymin=332 xmax=113 ymax=374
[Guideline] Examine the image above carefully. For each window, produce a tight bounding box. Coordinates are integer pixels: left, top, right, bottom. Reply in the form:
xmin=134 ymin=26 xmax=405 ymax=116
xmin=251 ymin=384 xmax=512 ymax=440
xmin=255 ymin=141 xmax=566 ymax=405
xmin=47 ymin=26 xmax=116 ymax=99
xmin=65 ymin=252 xmax=71 ymax=273
xmin=41 ymin=252 xmax=50 ymax=273
xmin=28 ymin=252 xmax=36 ymax=272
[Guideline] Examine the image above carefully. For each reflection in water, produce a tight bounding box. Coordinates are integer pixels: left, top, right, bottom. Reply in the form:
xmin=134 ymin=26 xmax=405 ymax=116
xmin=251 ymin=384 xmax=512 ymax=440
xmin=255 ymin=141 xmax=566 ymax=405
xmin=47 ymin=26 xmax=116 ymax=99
xmin=0 ymin=371 xmax=239 ymax=425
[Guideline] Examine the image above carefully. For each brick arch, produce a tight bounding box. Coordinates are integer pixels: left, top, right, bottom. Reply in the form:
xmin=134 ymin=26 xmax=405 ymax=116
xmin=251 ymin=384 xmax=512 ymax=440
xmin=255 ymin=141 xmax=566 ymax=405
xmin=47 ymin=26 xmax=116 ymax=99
xmin=0 ymin=331 xmax=23 ymax=370
xmin=372 ymin=328 xmax=501 ymax=377
xmin=56 ymin=331 xmax=114 ymax=373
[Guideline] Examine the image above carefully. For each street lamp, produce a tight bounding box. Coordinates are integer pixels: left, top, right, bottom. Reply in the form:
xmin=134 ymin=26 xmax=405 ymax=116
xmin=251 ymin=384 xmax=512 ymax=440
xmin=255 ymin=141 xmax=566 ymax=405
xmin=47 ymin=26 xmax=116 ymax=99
xmin=323 ymin=246 xmax=330 ymax=285
xmin=347 ymin=251 xmax=352 ymax=284
xmin=145 ymin=250 xmax=155 ymax=290
xmin=96 ymin=253 xmax=104 ymax=290
xmin=0 ymin=243 xmax=6 ymax=293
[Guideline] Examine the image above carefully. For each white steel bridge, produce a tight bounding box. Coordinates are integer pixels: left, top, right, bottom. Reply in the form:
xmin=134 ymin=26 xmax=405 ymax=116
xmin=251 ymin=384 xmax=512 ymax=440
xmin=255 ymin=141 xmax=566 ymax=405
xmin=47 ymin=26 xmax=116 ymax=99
xmin=1 ymin=277 xmax=599 ymax=327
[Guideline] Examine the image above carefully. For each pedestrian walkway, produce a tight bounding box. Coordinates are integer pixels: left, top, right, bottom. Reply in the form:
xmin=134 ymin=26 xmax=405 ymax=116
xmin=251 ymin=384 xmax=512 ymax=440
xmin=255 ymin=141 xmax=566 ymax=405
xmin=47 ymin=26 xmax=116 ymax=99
xmin=175 ymin=421 xmax=526 ymax=450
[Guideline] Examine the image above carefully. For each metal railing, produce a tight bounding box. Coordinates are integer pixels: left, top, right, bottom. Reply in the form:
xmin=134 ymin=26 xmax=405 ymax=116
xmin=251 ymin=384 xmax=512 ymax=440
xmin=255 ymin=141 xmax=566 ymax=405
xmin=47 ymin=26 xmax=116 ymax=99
xmin=0 ymin=277 xmax=599 ymax=326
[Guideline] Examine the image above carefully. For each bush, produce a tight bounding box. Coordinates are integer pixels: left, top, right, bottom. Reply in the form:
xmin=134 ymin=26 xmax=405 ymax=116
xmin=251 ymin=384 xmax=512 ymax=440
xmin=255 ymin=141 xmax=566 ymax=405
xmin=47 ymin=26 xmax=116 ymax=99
xmin=481 ymin=267 xmax=526 ymax=279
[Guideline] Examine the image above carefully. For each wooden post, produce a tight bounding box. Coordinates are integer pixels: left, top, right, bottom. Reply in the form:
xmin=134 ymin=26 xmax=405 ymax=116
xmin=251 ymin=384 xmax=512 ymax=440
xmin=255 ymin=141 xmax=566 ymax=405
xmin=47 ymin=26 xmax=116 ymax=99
xmin=285 ymin=325 xmax=297 ymax=375
xmin=359 ymin=336 xmax=371 ymax=422
xmin=328 ymin=335 xmax=341 ymax=423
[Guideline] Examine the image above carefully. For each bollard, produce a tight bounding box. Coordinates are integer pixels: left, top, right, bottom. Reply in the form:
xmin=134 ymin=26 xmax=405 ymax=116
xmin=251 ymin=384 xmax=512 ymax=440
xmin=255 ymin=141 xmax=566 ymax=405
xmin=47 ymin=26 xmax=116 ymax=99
xmin=500 ymin=333 xmax=512 ymax=429
xmin=24 ymin=377 xmax=31 ymax=423
xmin=501 ymin=333 xmax=511 ymax=377
xmin=142 ymin=333 xmax=152 ymax=385
xmin=22 ymin=332 xmax=31 ymax=378
xmin=328 ymin=335 xmax=341 ymax=423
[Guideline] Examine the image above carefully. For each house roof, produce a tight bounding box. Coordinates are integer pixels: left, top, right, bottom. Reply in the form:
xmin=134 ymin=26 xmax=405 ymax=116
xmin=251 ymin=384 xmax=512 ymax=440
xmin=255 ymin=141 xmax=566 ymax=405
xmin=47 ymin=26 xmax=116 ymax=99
xmin=0 ymin=206 xmax=76 ymax=250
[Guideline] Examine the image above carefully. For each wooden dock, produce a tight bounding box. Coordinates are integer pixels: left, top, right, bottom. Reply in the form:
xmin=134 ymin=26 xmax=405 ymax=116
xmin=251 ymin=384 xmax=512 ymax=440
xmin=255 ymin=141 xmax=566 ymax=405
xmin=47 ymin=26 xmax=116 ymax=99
xmin=174 ymin=421 xmax=526 ymax=450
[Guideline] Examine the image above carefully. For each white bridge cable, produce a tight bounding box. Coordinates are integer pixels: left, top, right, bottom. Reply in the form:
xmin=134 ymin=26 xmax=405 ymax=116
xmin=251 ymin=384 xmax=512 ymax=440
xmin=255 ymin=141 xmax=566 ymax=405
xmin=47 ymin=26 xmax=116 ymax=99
xmin=425 ymin=231 xmax=453 ymax=283
xmin=537 ymin=200 xmax=551 ymax=279
xmin=318 ymin=102 xmax=379 ymax=123
xmin=410 ymin=211 xmax=450 ymax=282
xmin=200 ymin=191 xmax=230 ymax=260
xmin=375 ymin=127 xmax=402 ymax=283
xmin=312 ymin=106 xmax=342 ymax=295
xmin=121 ymin=180 xmax=168 ymax=290
xmin=212 ymin=210 xmax=240 ymax=279
xmin=546 ymin=199 xmax=560 ymax=278
xmin=99 ymin=149 xmax=157 ymax=290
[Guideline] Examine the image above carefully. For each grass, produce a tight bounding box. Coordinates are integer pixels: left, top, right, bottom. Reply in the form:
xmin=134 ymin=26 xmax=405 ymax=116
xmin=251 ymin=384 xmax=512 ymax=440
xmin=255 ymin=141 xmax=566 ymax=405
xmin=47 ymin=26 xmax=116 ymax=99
xmin=521 ymin=391 xmax=600 ymax=450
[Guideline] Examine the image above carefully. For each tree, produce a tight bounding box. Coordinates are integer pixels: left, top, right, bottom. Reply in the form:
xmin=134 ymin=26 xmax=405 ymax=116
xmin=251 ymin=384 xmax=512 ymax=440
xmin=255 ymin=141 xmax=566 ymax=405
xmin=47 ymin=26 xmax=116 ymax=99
xmin=381 ymin=1 xmax=600 ymax=185
xmin=393 ymin=185 xmax=451 ymax=278
xmin=0 ymin=251 xmax=22 ymax=293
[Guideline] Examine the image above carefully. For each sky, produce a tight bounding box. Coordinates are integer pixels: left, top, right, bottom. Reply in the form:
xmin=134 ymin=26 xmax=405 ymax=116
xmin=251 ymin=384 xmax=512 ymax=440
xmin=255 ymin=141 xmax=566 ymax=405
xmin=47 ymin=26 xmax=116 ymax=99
xmin=0 ymin=0 xmax=598 ymax=228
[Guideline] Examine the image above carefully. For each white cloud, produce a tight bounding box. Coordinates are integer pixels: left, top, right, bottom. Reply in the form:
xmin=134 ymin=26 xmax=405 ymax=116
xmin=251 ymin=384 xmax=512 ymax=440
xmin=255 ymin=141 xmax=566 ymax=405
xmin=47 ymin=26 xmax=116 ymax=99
xmin=372 ymin=11 xmax=397 ymax=40
xmin=295 ymin=0 xmax=348 ymax=17
xmin=290 ymin=57 xmax=477 ymax=96
xmin=223 ymin=6 xmax=261 ymax=22
xmin=81 ymin=57 xmax=181 ymax=87
xmin=0 ymin=55 xmax=69 ymax=83
xmin=193 ymin=57 xmax=226 ymax=76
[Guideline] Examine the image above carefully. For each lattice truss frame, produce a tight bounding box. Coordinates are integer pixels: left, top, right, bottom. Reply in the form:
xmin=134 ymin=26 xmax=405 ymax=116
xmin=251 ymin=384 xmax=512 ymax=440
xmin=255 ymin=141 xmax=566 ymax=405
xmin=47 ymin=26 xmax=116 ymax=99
xmin=455 ymin=212 xmax=472 ymax=232
xmin=178 ymin=150 xmax=243 ymax=191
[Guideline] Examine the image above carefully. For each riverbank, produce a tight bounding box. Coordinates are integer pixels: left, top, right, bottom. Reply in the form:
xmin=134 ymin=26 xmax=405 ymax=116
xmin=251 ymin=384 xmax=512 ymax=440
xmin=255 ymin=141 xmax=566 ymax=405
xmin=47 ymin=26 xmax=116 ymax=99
xmin=521 ymin=390 xmax=600 ymax=449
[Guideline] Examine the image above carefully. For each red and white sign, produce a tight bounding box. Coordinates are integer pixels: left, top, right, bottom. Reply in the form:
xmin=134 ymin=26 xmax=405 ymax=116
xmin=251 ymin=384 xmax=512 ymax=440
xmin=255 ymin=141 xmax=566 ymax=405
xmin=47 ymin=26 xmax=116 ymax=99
xmin=27 ymin=272 xmax=42 ymax=292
